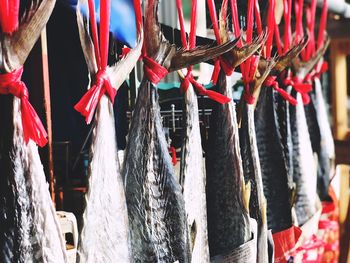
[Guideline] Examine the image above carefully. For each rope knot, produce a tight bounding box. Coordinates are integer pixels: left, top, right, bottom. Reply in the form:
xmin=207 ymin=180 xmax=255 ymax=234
xmin=142 ymin=55 xmax=169 ymax=84
xmin=264 ymin=76 xmax=297 ymax=105
xmin=74 ymin=69 xmax=117 ymax=124
xmin=0 ymin=67 xmax=47 ymax=147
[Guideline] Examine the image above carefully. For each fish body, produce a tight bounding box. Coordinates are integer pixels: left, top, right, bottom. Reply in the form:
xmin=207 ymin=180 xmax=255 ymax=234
xmin=254 ymin=87 xmax=292 ymax=233
xmin=123 ymin=80 xmax=190 ymax=263
xmin=312 ymin=78 xmax=335 ymax=201
xmin=78 ymin=96 xmax=131 ymax=263
xmin=180 ymin=84 xmax=210 ymax=263
xmin=0 ymin=96 xmax=67 ymax=263
xmin=206 ymin=71 xmax=251 ymax=259
xmin=239 ymin=102 xmax=269 ymax=263
xmin=289 ymin=90 xmax=318 ymax=225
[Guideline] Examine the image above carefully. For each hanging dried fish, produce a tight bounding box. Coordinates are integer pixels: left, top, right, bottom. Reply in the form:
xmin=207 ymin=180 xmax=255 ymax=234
xmin=75 ymin=0 xmax=144 ymax=262
xmin=0 ymin=1 xmax=67 ymax=262
xmin=122 ymin=0 xmax=239 ymax=262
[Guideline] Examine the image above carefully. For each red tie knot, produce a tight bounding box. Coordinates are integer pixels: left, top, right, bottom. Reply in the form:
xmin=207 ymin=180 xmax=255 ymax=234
xmin=0 ymin=67 xmax=28 ymax=99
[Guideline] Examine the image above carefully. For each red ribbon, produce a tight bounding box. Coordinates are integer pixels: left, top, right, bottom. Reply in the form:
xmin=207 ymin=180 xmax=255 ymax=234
xmin=75 ymin=0 xmax=117 ymax=124
xmin=264 ymin=76 xmax=298 ymax=105
xmin=0 ymin=0 xmax=20 ymax=34
xmin=176 ymin=0 xmax=230 ymax=104
xmin=0 ymin=67 xmax=48 ymax=147
xmin=273 ymin=226 xmax=302 ymax=262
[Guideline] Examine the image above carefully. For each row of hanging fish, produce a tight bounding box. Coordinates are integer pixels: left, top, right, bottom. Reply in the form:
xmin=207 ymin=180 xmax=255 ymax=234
xmin=0 ymin=0 xmax=336 ymax=262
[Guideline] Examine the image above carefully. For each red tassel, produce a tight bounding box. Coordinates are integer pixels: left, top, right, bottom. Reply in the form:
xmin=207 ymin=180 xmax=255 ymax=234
xmin=0 ymin=67 xmax=48 ymax=147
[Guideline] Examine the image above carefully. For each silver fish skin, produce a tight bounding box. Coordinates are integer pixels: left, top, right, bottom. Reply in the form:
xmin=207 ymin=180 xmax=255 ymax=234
xmin=206 ymin=71 xmax=251 ymax=258
xmin=180 ymin=83 xmax=210 ymax=263
xmin=254 ymin=87 xmax=293 ymax=233
xmin=290 ymin=91 xmax=318 ymax=225
xmin=312 ymin=78 xmax=335 ymax=200
xmin=0 ymin=96 xmax=67 ymax=263
xmin=123 ymin=80 xmax=190 ymax=263
xmin=78 ymin=96 xmax=131 ymax=263
xmin=239 ymin=102 xmax=269 ymax=263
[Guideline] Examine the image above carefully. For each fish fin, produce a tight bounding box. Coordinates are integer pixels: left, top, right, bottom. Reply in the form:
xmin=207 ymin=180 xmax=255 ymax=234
xmin=7 ymin=0 xmax=56 ymax=69
xmin=242 ymin=180 xmax=251 ymax=213
xmin=190 ymin=220 xmax=197 ymax=251
xmin=271 ymin=36 xmax=309 ymax=75
xmin=226 ymin=32 xmax=267 ymax=68
xmin=293 ymin=34 xmax=330 ymax=78
xmin=169 ymin=38 xmax=240 ymax=72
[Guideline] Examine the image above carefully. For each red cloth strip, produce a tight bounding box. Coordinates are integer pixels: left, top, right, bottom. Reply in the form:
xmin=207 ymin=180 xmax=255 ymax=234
xmin=75 ymin=0 xmax=117 ymax=124
xmin=273 ymin=226 xmax=302 ymax=262
xmin=0 ymin=0 xmax=19 ymax=34
xmin=0 ymin=67 xmax=48 ymax=147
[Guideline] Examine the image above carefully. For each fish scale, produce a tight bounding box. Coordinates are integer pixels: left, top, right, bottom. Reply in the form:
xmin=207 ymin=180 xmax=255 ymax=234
xmin=180 ymin=82 xmax=210 ymax=263
xmin=311 ymin=78 xmax=335 ymax=201
xmin=289 ymin=90 xmax=318 ymax=225
xmin=255 ymin=87 xmax=292 ymax=233
xmin=0 ymin=96 xmax=67 ymax=263
xmin=206 ymin=71 xmax=251 ymax=258
xmin=123 ymin=80 xmax=190 ymax=263
xmin=239 ymin=102 xmax=269 ymax=263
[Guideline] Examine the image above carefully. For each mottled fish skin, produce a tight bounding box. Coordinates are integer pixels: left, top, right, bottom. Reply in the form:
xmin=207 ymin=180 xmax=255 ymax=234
xmin=239 ymin=102 xmax=269 ymax=263
xmin=289 ymin=90 xmax=318 ymax=225
xmin=123 ymin=80 xmax=190 ymax=263
xmin=78 ymin=96 xmax=131 ymax=263
xmin=0 ymin=96 xmax=67 ymax=263
xmin=275 ymin=90 xmax=295 ymax=193
xmin=254 ymin=87 xmax=292 ymax=233
xmin=206 ymin=71 xmax=251 ymax=258
xmin=312 ymin=78 xmax=335 ymax=201
xmin=180 ymin=84 xmax=210 ymax=263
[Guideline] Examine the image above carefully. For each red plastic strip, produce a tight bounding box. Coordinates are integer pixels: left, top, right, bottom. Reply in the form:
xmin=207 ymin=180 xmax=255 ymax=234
xmin=87 ymin=0 xmax=101 ymax=69
xmin=0 ymin=67 xmax=48 ymax=147
xmin=176 ymin=0 xmax=230 ymax=104
xmin=273 ymin=226 xmax=302 ymax=262
xmin=317 ymin=0 xmax=328 ymax=49
xmin=168 ymin=146 xmax=177 ymax=166
xmin=75 ymin=0 xmax=118 ymax=124
xmin=265 ymin=0 xmax=276 ymax=58
xmin=254 ymin=0 xmax=263 ymax=35
xmin=176 ymin=0 xmax=188 ymax=48
xmin=283 ymin=0 xmax=292 ymax=53
xmin=100 ymin=0 xmax=110 ymax=69
xmin=0 ymin=0 xmax=19 ymax=34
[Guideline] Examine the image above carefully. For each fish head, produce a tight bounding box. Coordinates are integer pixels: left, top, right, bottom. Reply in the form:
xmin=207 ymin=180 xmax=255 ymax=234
xmin=0 ymin=0 xmax=56 ymax=73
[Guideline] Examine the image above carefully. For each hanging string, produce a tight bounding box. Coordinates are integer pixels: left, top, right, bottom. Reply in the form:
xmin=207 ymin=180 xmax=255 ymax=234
xmin=0 ymin=67 xmax=48 ymax=147
xmin=176 ymin=0 xmax=230 ymax=104
xmin=75 ymin=0 xmax=117 ymax=124
xmin=207 ymin=0 xmax=234 ymax=84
